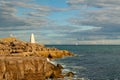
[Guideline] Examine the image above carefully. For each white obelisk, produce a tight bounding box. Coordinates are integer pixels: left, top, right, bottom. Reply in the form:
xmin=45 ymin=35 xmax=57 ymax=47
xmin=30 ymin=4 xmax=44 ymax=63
xmin=30 ymin=33 xmax=36 ymax=43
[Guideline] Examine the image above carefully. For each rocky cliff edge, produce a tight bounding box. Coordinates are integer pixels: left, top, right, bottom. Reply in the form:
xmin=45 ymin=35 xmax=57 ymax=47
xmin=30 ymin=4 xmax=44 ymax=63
xmin=0 ymin=37 xmax=75 ymax=80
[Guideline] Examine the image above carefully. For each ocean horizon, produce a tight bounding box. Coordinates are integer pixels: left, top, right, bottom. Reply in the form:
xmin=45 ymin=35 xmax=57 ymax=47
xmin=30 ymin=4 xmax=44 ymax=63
xmin=46 ymin=44 xmax=120 ymax=46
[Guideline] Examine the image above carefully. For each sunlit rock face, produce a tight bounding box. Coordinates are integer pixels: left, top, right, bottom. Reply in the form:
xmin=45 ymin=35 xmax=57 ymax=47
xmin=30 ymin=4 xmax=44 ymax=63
xmin=0 ymin=56 xmax=64 ymax=80
xmin=0 ymin=37 xmax=74 ymax=58
xmin=0 ymin=37 xmax=75 ymax=80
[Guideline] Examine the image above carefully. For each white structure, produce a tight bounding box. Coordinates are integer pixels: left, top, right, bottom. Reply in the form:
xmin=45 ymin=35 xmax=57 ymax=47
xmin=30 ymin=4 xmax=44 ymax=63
xmin=10 ymin=34 xmax=14 ymax=37
xmin=30 ymin=33 xmax=36 ymax=43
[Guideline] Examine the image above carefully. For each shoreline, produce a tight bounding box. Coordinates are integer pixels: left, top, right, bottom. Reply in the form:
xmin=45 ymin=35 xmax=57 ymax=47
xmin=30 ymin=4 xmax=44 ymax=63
xmin=0 ymin=37 xmax=75 ymax=80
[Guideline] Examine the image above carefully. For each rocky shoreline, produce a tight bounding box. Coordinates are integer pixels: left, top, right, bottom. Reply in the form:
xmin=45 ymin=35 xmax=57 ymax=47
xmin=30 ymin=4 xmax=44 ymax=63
xmin=0 ymin=37 xmax=75 ymax=80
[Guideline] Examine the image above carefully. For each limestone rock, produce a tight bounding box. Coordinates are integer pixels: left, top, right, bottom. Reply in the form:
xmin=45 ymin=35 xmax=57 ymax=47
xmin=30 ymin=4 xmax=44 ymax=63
xmin=0 ymin=56 xmax=63 ymax=80
xmin=0 ymin=37 xmax=74 ymax=58
xmin=0 ymin=37 xmax=75 ymax=80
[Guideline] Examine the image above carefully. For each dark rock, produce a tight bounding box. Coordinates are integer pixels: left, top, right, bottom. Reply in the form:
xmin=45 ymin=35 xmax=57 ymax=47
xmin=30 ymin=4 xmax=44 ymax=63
xmin=57 ymin=64 xmax=64 ymax=69
xmin=65 ymin=72 xmax=74 ymax=77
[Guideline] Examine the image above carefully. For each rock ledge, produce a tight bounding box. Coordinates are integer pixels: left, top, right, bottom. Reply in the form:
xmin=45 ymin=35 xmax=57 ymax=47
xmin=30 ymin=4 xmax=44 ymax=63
xmin=0 ymin=37 xmax=75 ymax=80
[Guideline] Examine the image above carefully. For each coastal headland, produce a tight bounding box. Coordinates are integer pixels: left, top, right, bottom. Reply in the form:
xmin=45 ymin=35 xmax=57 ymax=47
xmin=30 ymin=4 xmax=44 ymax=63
xmin=0 ymin=37 xmax=75 ymax=80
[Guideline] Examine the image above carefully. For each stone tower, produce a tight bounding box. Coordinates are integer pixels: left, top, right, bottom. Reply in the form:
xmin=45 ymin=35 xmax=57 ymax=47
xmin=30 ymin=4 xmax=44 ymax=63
xmin=30 ymin=33 xmax=36 ymax=43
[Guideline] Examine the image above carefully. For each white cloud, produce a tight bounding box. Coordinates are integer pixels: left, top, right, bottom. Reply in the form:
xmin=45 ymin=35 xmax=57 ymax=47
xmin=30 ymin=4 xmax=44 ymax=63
xmin=0 ymin=0 xmax=52 ymax=27
xmin=67 ymin=0 xmax=120 ymax=7
xmin=0 ymin=0 xmax=120 ymax=44
xmin=66 ymin=0 xmax=120 ymax=42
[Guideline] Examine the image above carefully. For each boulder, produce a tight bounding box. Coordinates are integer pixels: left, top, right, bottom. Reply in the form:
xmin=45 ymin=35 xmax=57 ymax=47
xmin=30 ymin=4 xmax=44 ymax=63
xmin=65 ymin=72 xmax=74 ymax=77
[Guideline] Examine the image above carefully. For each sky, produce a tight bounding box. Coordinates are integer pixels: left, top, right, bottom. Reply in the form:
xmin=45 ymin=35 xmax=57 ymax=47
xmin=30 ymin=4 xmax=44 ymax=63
xmin=0 ymin=0 xmax=120 ymax=45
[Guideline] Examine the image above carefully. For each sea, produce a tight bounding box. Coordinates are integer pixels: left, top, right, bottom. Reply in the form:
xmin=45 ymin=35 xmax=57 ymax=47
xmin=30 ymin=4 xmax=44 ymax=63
xmin=46 ymin=45 xmax=120 ymax=80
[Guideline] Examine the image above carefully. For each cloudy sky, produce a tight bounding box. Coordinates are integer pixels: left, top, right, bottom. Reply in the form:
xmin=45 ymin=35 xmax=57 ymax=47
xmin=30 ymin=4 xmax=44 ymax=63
xmin=0 ymin=0 xmax=120 ymax=45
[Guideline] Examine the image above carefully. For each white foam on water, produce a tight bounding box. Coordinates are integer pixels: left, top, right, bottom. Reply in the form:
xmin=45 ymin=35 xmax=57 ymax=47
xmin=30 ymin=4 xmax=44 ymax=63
xmin=71 ymin=66 xmax=87 ymax=70
xmin=62 ymin=68 xmax=70 ymax=73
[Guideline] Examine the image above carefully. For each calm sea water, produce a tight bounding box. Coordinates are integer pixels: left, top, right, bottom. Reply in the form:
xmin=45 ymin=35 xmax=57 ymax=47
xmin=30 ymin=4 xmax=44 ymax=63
xmin=46 ymin=45 xmax=120 ymax=80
